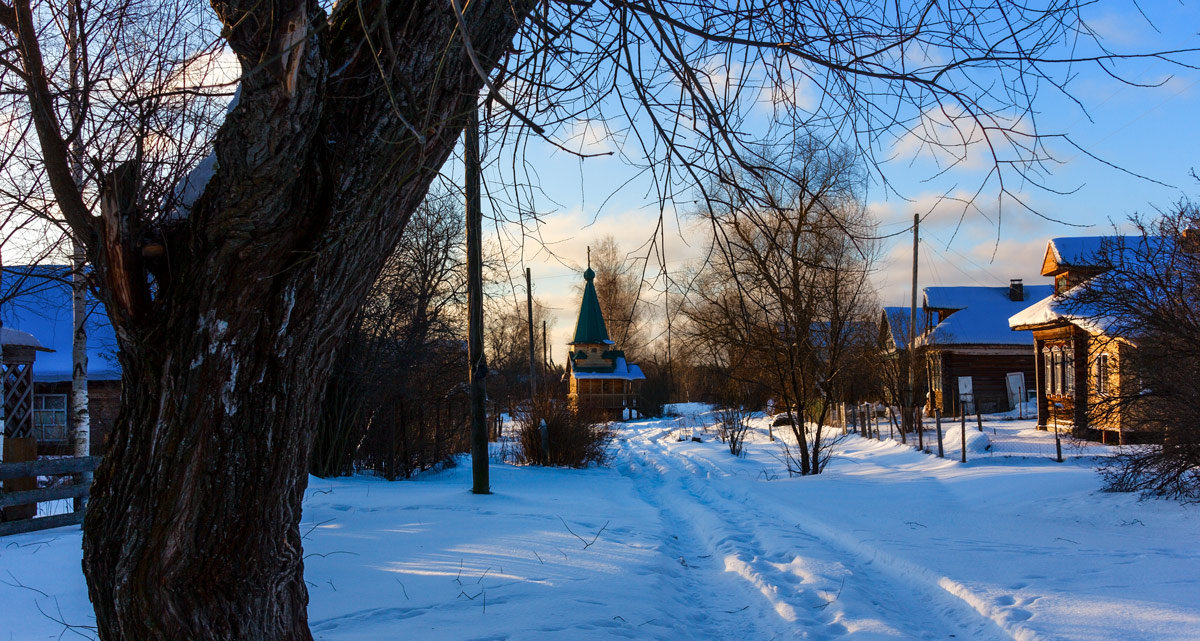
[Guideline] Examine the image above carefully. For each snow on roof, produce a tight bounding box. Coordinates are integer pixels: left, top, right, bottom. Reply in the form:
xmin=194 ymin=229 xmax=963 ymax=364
xmin=1 ymin=327 xmax=49 ymax=350
xmin=921 ymin=285 xmax=1053 ymax=347
xmin=1009 ymin=280 xmax=1127 ymax=337
xmin=1045 ymin=235 xmax=1170 ymax=275
xmin=1047 ymin=236 xmax=1110 ymax=270
xmin=1 ymin=266 xmax=120 ymax=382
xmin=1016 ymin=234 xmax=1172 ymax=338
xmin=571 ymin=356 xmax=646 ymax=381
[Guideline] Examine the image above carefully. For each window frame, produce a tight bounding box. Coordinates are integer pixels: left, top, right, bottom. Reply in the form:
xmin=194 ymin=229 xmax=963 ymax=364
xmin=32 ymin=393 xmax=69 ymax=443
xmin=1095 ymin=353 xmax=1110 ymax=395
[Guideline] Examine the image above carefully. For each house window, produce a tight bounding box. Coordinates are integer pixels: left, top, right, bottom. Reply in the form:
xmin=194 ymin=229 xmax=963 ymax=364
xmin=1049 ymin=347 xmax=1061 ymax=395
xmin=33 ymin=394 xmax=68 ymax=443
xmin=1064 ymin=346 xmax=1075 ymax=394
xmin=1096 ymin=353 xmax=1110 ymax=395
xmin=1042 ymin=347 xmax=1052 ymax=396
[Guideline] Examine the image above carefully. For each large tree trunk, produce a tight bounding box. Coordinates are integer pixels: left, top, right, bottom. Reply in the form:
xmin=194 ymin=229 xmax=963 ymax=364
xmin=68 ymin=0 xmax=534 ymax=638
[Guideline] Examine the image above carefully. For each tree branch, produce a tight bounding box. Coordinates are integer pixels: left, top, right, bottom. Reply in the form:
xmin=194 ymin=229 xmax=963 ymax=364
xmin=10 ymin=0 xmax=95 ymax=241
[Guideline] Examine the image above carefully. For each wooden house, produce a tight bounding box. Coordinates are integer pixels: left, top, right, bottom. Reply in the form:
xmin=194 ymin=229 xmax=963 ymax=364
xmin=2 ymin=266 xmax=120 ymax=455
xmin=920 ymin=282 xmax=1052 ymax=416
xmin=1008 ymin=237 xmax=1154 ymax=443
xmin=566 ymin=266 xmax=644 ymax=418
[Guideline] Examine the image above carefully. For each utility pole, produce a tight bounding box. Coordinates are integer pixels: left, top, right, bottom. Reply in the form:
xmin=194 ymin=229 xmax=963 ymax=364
xmin=542 ymin=320 xmax=548 ymax=377
xmin=465 ymin=106 xmax=489 ymax=495
xmin=909 ymin=213 xmax=920 ymax=447
xmin=526 ymin=267 xmax=537 ymax=401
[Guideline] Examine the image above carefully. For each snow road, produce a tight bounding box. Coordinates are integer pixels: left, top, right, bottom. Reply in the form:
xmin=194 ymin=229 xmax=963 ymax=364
xmin=1 ymin=409 xmax=1198 ymax=640
xmin=615 ymin=421 xmax=1019 ymax=641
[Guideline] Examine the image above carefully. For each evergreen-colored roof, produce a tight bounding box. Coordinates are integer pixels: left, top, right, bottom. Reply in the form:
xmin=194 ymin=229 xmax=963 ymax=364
xmin=570 ymin=267 xmax=612 ymax=345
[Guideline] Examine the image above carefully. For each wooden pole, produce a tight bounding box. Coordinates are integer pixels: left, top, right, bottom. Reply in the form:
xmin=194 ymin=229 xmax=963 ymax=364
xmin=917 ymin=404 xmax=924 ymax=451
xmin=542 ymin=320 xmax=548 ymax=377
xmin=960 ymin=410 xmax=967 ymax=463
xmin=465 ymin=107 xmax=489 ymax=495
xmin=976 ymin=409 xmax=984 ymax=432
xmin=908 ymin=213 xmax=919 ymax=444
xmin=935 ymin=408 xmax=944 ymax=458
xmin=1053 ymin=405 xmax=1064 ymax=463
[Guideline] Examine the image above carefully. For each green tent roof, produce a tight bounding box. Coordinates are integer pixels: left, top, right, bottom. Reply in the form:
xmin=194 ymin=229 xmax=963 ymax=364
xmin=570 ymin=267 xmax=612 ymax=345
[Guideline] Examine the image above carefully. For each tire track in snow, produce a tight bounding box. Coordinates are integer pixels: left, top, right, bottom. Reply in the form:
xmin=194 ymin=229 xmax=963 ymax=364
xmin=615 ymin=423 xmax=1025 ymax=641
xmin=614 ymin=427 xmax=780 ymax=640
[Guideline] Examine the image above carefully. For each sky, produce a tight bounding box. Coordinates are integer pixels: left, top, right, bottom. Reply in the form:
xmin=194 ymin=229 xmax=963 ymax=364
xmin=4 ymin=2 xmax=1199 ymax=366
xmin=476 ymin=1 xmax=1200 ymax=359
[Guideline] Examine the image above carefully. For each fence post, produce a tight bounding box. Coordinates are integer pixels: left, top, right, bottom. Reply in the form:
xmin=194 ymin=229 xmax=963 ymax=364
xmin=976 ymin=410 xmax=984 ymax=432
xmin=960 ymin=410 xmax=967 ymax=463
xmin=1053 ymin=404 xmax=1064 ymax=463
xmin=935 ymin=409 xmax=944 ymax=458
xmin=916 ymin=406 xmax=924 ymax=451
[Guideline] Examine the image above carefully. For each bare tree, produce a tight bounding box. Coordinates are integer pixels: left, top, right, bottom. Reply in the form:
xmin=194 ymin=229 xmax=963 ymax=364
xmin=311 ymin=188 xmax=467 ymax=478
xmin=2 ymin=0 xmax=1195 ymax=636
xmin=682 ymin=142 xmax=876 ymax=474
xmin=484 ymin=295 xmax=555 ymax=408
xmin=588 ymin=235 xmax=649 ymax=356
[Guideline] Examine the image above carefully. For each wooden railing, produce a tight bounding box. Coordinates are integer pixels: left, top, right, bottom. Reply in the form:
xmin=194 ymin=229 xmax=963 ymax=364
xmin=0 ymin=456 xmax=101 ymax=536
xmin=571 ymin=392 xmax=639 ymax=410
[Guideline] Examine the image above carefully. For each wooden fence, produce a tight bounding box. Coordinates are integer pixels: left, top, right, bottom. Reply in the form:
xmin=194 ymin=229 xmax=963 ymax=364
xmin=0 ymin=456 xmax=100 ymax=536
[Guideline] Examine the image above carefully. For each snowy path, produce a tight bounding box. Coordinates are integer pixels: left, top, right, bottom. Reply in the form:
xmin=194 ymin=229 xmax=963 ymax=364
xmin=2 ymin=410 xmax=1198 ymax=640
xmin=614 ymin=422 xmax=1017 ymax=641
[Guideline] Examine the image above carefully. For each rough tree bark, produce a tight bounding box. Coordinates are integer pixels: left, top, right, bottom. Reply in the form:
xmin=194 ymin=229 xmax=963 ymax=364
xmin=7 ymin=0 xmax=532 ymax=637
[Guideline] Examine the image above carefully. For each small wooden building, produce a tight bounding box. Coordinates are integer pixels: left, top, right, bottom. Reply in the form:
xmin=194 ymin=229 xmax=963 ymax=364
xmin=566 ymin=266 xmax=644 ymax=418
xmin=2 ymin=327 xmax=51 ymax=521
xmin=921 ymin=282 xmax=1052 ymax=415
xmin=1008 ymin=237 xmax=1148 ymax=443
xmin=3 ymin=266 xmax=121 ymax=454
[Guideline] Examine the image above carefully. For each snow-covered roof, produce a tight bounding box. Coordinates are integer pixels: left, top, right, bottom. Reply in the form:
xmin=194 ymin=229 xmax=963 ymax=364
xmin=1007 ymin=288 xmax=1114 ymax=336
xmin=921 ymin=285 xmax=1053 ymax=347
xmin=1043 ymin=235 xmax=1170 ymax=276
xmin=1045 ymin=236 xmax=1109 ymax=272
xmin=0 ymin=327 xmax=49 ymax=351
xmin=1 ymin=266 xmax=120 ymax=382
xmin=1014 ymin=234 xmax=1174 ymax=338
xmin=571 ymin=356 xmax=645 ymax=381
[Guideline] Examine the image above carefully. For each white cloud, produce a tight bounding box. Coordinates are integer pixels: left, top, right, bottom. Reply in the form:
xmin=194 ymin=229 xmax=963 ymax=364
xmin=561 ymin=119 xmax=621 ymax=156
xmin=869 ymin=191 xmax=1070 ymax=305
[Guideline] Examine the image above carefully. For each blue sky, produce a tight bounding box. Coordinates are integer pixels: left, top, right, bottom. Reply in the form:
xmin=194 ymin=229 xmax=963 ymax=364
xmin=479 ymin=1 xmax=1200 ymax=356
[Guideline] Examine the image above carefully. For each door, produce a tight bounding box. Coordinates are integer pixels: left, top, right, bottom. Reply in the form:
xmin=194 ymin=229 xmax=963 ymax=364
xmin=957 ymin=376 xmax=974 ymax=415
xmin=1005 ymin=372 xmax=1025 ymax=413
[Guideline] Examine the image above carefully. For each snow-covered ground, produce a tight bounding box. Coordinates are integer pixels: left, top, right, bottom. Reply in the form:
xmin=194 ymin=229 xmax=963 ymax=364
xmin=2 ymin=410 xmax=1199 ymax=640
